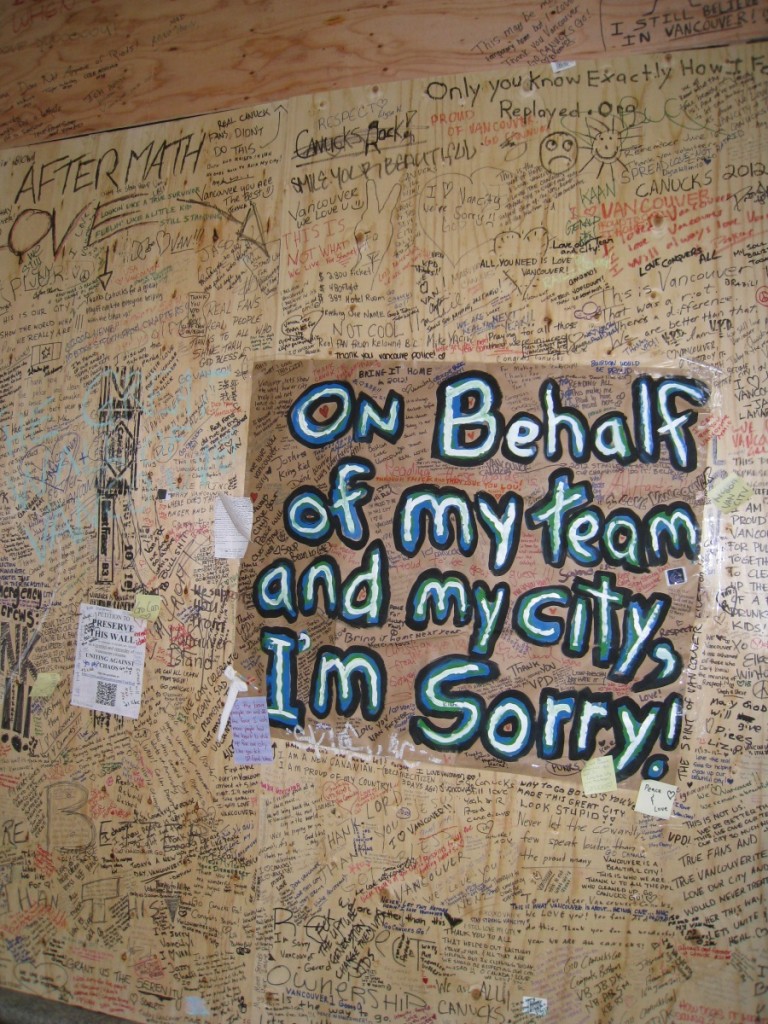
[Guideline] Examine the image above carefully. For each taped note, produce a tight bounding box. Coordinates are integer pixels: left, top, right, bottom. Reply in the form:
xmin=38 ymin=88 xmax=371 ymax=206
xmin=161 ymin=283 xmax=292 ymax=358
xmin=581 ymin=755 xmax=617 ymax=795
xmin=710 ymin=473 xmax=753 ymax=513
xmin=635 ymin=780 xmax=677 ymax=819
xmin=133 ymin=594 xmax=162 ymax=621
xmin=30 ymin=672 xmax=61 ymax=699
xmin=523 ymin=996 xmax=548 ymax=1016
xmin=214 ymin=495 xmax=253 ymax=559
xmin=185 ymin=996 xmax=210 ymax=1016
xmin=71 ymin=604 xmax=146 ymax=719
xmin=231 ymin=697 xmax=273 ymax=764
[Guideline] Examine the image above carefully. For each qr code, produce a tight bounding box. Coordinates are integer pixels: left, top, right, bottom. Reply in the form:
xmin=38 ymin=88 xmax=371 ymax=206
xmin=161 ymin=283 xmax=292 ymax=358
xmin=95 ymin=681 xmax=118 ymax=707
xmin=522 ymin=996 xmax=548 ymax=1017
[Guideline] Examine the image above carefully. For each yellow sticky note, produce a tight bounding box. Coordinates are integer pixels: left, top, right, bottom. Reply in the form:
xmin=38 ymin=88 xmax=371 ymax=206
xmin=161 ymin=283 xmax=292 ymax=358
xmin=133 ymin=594 xmax=162 ymax=622
xmin=30 ymin=672 xmax=61 ymax=699
xmin=710 ymin=473 xmax=753 ymax=514
xmin=581 ymin=756 xmax=617 ymax=795
xmin=635 ymin=780 xmax=677 ymax=819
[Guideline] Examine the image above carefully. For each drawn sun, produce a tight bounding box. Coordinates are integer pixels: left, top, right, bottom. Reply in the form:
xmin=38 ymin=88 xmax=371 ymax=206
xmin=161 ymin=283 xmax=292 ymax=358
xmin=578 ymin=115 xmax=640 ymax=183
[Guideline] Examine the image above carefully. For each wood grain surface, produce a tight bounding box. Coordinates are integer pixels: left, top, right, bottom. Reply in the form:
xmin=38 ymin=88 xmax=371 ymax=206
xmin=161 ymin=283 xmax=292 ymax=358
xmin=1 ymin=0 xmax=766 ymax=146
xmin=0 ymin=6 xmax=767 ymax=1024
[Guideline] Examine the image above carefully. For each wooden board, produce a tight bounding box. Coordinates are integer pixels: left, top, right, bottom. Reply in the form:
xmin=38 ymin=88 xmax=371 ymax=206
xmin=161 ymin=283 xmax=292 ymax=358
xmin=0 ymin=0 xmax=766 ymax=145
xmin=0 ymin=7 xmax=767 ymax=1024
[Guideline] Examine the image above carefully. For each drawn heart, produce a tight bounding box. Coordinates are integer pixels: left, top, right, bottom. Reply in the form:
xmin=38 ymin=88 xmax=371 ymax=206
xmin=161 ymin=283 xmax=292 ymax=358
xmin=156 ymin=229 xmax=172 ymax=255
xmin=746 ymin=374 xmax=761 ymax=391
xmin=417 ymin=169 xmax=506 ymax=269
xmin=493 ymin=226 xmax=549 ymax=298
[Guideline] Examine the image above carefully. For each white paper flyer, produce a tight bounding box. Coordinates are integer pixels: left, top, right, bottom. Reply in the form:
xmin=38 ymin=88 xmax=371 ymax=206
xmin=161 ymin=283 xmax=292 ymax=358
xmin=71 ymin=603 xmax=147 ymax=719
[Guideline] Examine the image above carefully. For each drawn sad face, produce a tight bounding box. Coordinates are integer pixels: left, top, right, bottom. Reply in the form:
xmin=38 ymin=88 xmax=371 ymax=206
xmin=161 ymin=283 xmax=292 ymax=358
xmin=539 ymin=131 xmax=578 ymax=174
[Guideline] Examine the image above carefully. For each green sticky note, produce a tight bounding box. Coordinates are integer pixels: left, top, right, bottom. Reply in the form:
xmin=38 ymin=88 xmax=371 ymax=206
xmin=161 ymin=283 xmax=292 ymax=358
xmin=133 ymin=594 xmax=162 ymax=621
xmin=711 ymin=473 xmax=753 ymax=514
xmin=581 ymin=755 xmax=617 ymax=796
xmin=30 ymin=672 xmax=61 ymax=699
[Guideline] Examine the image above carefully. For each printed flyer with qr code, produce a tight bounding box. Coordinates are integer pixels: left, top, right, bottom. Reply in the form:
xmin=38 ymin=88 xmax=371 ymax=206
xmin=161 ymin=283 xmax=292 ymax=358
xmin=71 ymin=603 xmax=147 ymax=719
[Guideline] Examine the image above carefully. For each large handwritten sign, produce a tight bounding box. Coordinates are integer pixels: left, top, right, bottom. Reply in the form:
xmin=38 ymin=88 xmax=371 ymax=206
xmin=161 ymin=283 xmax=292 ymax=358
xmin=1 ymin=32 xmax=766 ymax=1023
xmin=237 ymin=359 xmax=711 ymax=781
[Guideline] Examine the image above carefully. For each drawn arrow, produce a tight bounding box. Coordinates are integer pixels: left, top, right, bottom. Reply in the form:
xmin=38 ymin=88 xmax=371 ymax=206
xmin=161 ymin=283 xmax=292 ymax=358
xmin=180 ymin=196 xmax=275 ymax=260
xmin=97 ymin=249 xmax=112 ymax=290
xmin=238 ymin=202 xmax=270 ymax=259
xmin=261 ymin=103 xmax=286 ymax=149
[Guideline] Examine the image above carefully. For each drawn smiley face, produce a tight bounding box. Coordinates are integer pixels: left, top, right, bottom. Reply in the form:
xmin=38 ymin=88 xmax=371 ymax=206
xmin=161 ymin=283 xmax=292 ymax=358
xmin=591 ymin=126 xmax=622 ymax=162
xmin=539 ymin=131 xmax=578 ymax=174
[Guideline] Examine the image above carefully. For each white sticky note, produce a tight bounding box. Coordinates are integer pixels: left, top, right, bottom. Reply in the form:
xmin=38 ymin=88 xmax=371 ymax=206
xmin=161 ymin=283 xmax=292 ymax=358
xmin=710 ymin=473 xmax=753 ymax=513
xmin=581 ymin=755 xmax=617 ymax=795
xmin=185 ymin=995 xmax=210 ymax=1016
xmin=70 ymin=604 xmax=146 ymax=719
xmin=635 ymin=780 xmax=677 ymax=819
xmin=522 ymin=995 xmax=548 ymax=1016
xmin=213 ymin=495 xmax=253 ymax=558
xmin=30 ymin=671 xmax=61 ymax=698
xmin=133 ymin=594 xmax=162 ymax=622
xmin=231 ymin=697 xmax=274 ymax=764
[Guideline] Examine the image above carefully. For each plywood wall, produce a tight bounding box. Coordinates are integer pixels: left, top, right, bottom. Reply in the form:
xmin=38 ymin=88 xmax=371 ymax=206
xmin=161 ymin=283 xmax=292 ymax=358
xmin=0 ymin=3 xmax=767 ymax=1023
